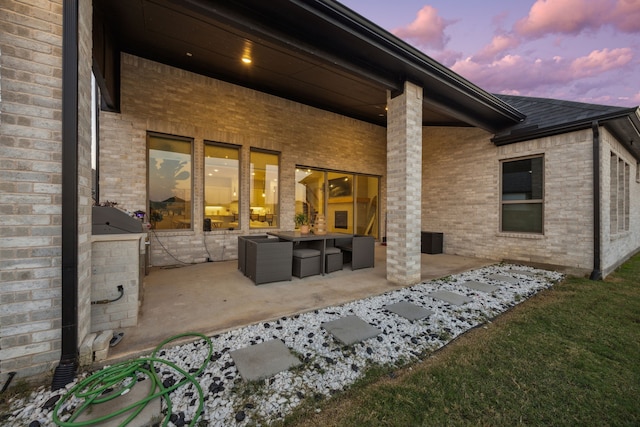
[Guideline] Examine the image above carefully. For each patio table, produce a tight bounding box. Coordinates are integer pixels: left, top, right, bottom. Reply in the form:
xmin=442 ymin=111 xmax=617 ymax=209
xmin=267 ymin=231 xmax=352 ymax=275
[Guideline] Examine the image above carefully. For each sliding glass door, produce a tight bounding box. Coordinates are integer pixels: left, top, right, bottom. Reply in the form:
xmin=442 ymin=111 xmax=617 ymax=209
xmin=295 ymin=167 xmax=379 ymax=238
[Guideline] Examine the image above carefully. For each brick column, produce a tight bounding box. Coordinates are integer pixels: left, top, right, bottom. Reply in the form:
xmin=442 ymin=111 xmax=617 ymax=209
xmin=386 ymin=81 xmax=423 ymax=285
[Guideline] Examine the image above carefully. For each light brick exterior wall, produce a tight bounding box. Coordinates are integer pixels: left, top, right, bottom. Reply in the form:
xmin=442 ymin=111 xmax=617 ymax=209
xmin=0 ymin=0 xmax=64 ymax=380
xmin=0 ymin=0 xmax=93 ymax=383
xmin=423 ymin=126 xmax=600 ymax=273
xmin=76 ymin=0 xmax=94 ymax=361
xmin=90 ymin=235 xmax=144 ymax=332
xmin=386 ymin=82 xmax=423 ymax=285
xmin=98 ymin=54 xmax=387 ymax=266
xmin=600 ymin=126 xmax=640 ymax=275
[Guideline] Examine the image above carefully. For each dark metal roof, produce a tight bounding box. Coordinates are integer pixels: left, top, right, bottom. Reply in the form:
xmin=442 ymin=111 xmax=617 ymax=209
xmin=493 ymin=94 xmax=640 ymax=161
xmin=92 ymin=0 xmax=524 ymax=132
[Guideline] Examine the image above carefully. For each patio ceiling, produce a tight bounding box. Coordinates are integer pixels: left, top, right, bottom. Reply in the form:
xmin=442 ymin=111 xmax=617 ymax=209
xmin=92 ymin=0 xmax=525 ymax=132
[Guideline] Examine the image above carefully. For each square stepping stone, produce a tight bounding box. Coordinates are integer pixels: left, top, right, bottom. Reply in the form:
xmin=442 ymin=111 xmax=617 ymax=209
xmin=230 ymin=339 xmax=301 ymax=381
xmin=322 ymin=315 xmax=381 ymax=345
xmin=463 ymin=281 xmax=499 ymax=293
xmin=510 ymin=269 xmax=537 ymax=277
xmin=75 ymin=377 xmax=161 ymax=426
xmin=384 ymin=301 xmax=434 ymax=321
xmin=487 ymin=274 xmax=520 ymax=284
xmin=428 ymin=290 xmax=472 ymax=306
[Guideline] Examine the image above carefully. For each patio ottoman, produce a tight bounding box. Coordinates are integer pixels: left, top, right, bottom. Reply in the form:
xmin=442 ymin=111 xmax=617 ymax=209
xmin=325 ymin=246 xmax=343 ymax=273
xmin=293 ymin=248 xmax=321 ymax=278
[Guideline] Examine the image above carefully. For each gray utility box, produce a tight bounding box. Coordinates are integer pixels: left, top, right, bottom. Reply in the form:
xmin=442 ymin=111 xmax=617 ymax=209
xmin=421 ymin=232 xmax=443 ymax=254
xmin=93 ymin=206 xmax=144 ymax=234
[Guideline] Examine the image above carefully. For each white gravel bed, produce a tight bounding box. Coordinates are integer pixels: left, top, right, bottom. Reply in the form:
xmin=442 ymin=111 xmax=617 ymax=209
xmin=3 ymin=264 xmax=563 ymax=427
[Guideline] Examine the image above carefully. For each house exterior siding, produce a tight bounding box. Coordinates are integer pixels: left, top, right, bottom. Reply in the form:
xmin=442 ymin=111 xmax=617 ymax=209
xmin=600 ymin=127 xmax=640 ymax=275
xmin=1 ymin=1 xmax=638 ymax=385
xmin=98 ymin=54 xmax=387 ymax=267
xmin=422 ymin=127 xmax=599 ymax=274
xmin=0 ymin=0 xmax=93 ymax=380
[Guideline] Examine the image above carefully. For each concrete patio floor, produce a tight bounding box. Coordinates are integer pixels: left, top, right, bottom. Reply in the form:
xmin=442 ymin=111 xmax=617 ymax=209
xmin=105 ymin=245 xmax=496 ymax=363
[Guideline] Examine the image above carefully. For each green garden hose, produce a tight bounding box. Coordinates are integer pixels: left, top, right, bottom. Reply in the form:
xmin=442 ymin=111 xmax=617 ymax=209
xmin=52 ymin=332 xmax=213 ymax=427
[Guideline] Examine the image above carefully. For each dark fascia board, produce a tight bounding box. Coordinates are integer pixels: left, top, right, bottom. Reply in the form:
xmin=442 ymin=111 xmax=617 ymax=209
xmin=492 ymin=107 xmax=640 ymax=162
xmin=301 ymin=0 xmax=526 ymax=126
xmin=179 ymin=0 xmax=525 ymax=129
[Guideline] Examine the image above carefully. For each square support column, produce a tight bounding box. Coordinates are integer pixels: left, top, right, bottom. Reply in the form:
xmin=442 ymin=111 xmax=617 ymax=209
xmin=386 ymin=81 xmax=423 ymax=285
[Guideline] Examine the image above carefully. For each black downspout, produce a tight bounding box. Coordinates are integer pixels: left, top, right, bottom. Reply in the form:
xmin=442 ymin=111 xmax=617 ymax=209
xmin=589 ymin=121 xmax=602 ymax=280
xmin=52 ymin=0 xmax=79 ymax=390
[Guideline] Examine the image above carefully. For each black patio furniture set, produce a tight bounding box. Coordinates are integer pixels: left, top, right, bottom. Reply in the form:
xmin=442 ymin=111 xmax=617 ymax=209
xmin=238 ymin=232 xmax=375 ymax=285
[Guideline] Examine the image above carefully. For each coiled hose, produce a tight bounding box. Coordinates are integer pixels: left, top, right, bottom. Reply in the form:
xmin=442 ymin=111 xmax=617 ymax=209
xmin=52 ymin=332 xmax=212 ymax=426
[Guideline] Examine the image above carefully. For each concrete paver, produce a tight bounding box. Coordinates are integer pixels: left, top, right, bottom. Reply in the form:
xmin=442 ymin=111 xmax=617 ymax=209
xmin=321 ymin=315 xmax=381 ymax=345
xmin=230 ymin=339 xmax=302 ymax=381
xmin=74 ymin=377 xmax=161 ymax=427
xmin=463 ymin=280 xmax=499 ymax=293
xmin=384 ymin=301 xmax=434 ymax=321
xmin=487 ymin=273 xmax=520 ymax=284
xmin=428 ymin=290 xmax=472 ymax=306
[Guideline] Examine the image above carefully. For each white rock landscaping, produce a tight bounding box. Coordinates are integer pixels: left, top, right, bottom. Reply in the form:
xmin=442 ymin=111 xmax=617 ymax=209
xmin=3 ymin=264 xmax=563 ymax=426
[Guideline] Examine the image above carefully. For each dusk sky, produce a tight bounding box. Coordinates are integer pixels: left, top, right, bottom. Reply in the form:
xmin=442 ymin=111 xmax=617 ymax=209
xmin=340 ymin=0 xmax=640 ymax=108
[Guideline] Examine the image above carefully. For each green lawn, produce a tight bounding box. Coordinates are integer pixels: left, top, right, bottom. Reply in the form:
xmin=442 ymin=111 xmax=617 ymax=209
xmin=285 ymin=255 xmax=640 ymax=426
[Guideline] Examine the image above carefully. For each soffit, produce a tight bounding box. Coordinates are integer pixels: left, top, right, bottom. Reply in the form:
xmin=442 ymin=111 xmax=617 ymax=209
xmin=93 ymin=0 xmax=523 ymax=130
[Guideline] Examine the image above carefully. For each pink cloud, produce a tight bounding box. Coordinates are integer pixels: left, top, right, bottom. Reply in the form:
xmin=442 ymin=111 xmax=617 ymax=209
xmin=473 ymin=33 xmax=521 ymax=62
xmin=392 ymin=6 xmax=455 ymax=49
xmin=515 ymin=0 xmax=611 ymax=36
xmin=451 ymin=48 xmax=634 ymax=97
xmin=569 ymin=47 xmax=634 ymax=78
xmin=515 ymin=0 xmax=640 ymax=37
xmin=430 ymin=49 xmax=464 ymax=67
xmin=608 ymin=0 xmax=640 ymax=32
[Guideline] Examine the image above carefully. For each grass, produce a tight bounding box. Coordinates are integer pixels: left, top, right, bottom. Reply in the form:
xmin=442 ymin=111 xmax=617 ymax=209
xmin=283 ymin=254 xmax=640 ymax=426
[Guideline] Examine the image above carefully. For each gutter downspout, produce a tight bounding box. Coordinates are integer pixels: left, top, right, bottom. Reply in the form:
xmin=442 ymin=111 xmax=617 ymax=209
xmin=52 ymin=0 xmax=79 ymax=390
xmin=589 ymin=121 xmax=602 ymax=280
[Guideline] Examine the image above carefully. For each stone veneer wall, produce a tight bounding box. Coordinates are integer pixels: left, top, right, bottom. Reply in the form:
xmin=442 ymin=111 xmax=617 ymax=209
xmin=0 ymin=0 xmax=92 ymax=381
xmin=422 ymin=126 xmax=599 ymax=273
xmin=599 ymin=126 xmax=640 ymax=276
xmin=99 ymin=54 xmax=387 ymax=266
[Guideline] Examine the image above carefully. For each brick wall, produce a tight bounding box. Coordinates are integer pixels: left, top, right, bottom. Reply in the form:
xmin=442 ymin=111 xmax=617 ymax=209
xmin=0 ymin=0 xmax=64 ymax=380
xmin=0 ymin=0 xmax=93 ymax=383
xmin=386 ymin=82 xmax=423 ymax=285
xmin=600 ymin=126 xmax=640 ymax=275
xmin=77 ymin=0 xmax=94 ymax=362
xmin=99 ymin=54 xmax=387 ymax=266
xmin=90 ymin=236 xmax=144 ymax=332
xmin=423 ymin=126 xmax=598 ymax=273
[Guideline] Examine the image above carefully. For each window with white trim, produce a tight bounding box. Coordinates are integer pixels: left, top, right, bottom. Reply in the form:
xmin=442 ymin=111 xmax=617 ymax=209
xmin=500 ymin=156 xmax=544 ymax=233
xmin=610 ymin=152 xmax=630 ymax=234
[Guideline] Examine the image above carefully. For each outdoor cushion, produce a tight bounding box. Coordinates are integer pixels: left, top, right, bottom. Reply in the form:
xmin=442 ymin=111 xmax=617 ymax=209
xmin=325 ymin=247 xmax=341 ymax=255
xmin=293 ymin=248 xmax=321 ymax=259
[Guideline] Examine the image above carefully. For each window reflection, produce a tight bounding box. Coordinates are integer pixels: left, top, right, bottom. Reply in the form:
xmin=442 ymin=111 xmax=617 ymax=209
xmin=204 ymin=143 xmax=240 ymax=229
xmin=148 ymin=133 xmax=192 ymax=230
xmin=250 ymin=150 xmax=279 ymax=228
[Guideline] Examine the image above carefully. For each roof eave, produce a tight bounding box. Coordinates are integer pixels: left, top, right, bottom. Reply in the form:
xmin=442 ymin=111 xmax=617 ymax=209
xmin=296 ymin=0 xmax=526 ymax=128
xmin=492 ymin=107 xmax=640 ymax=161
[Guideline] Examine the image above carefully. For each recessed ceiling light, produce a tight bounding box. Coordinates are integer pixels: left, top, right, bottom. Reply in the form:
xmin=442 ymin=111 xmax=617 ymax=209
xmin=242 ymin=40 xmax=253 ymax=65
xmin=186 ymin=52 xmax=193 ymax=57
